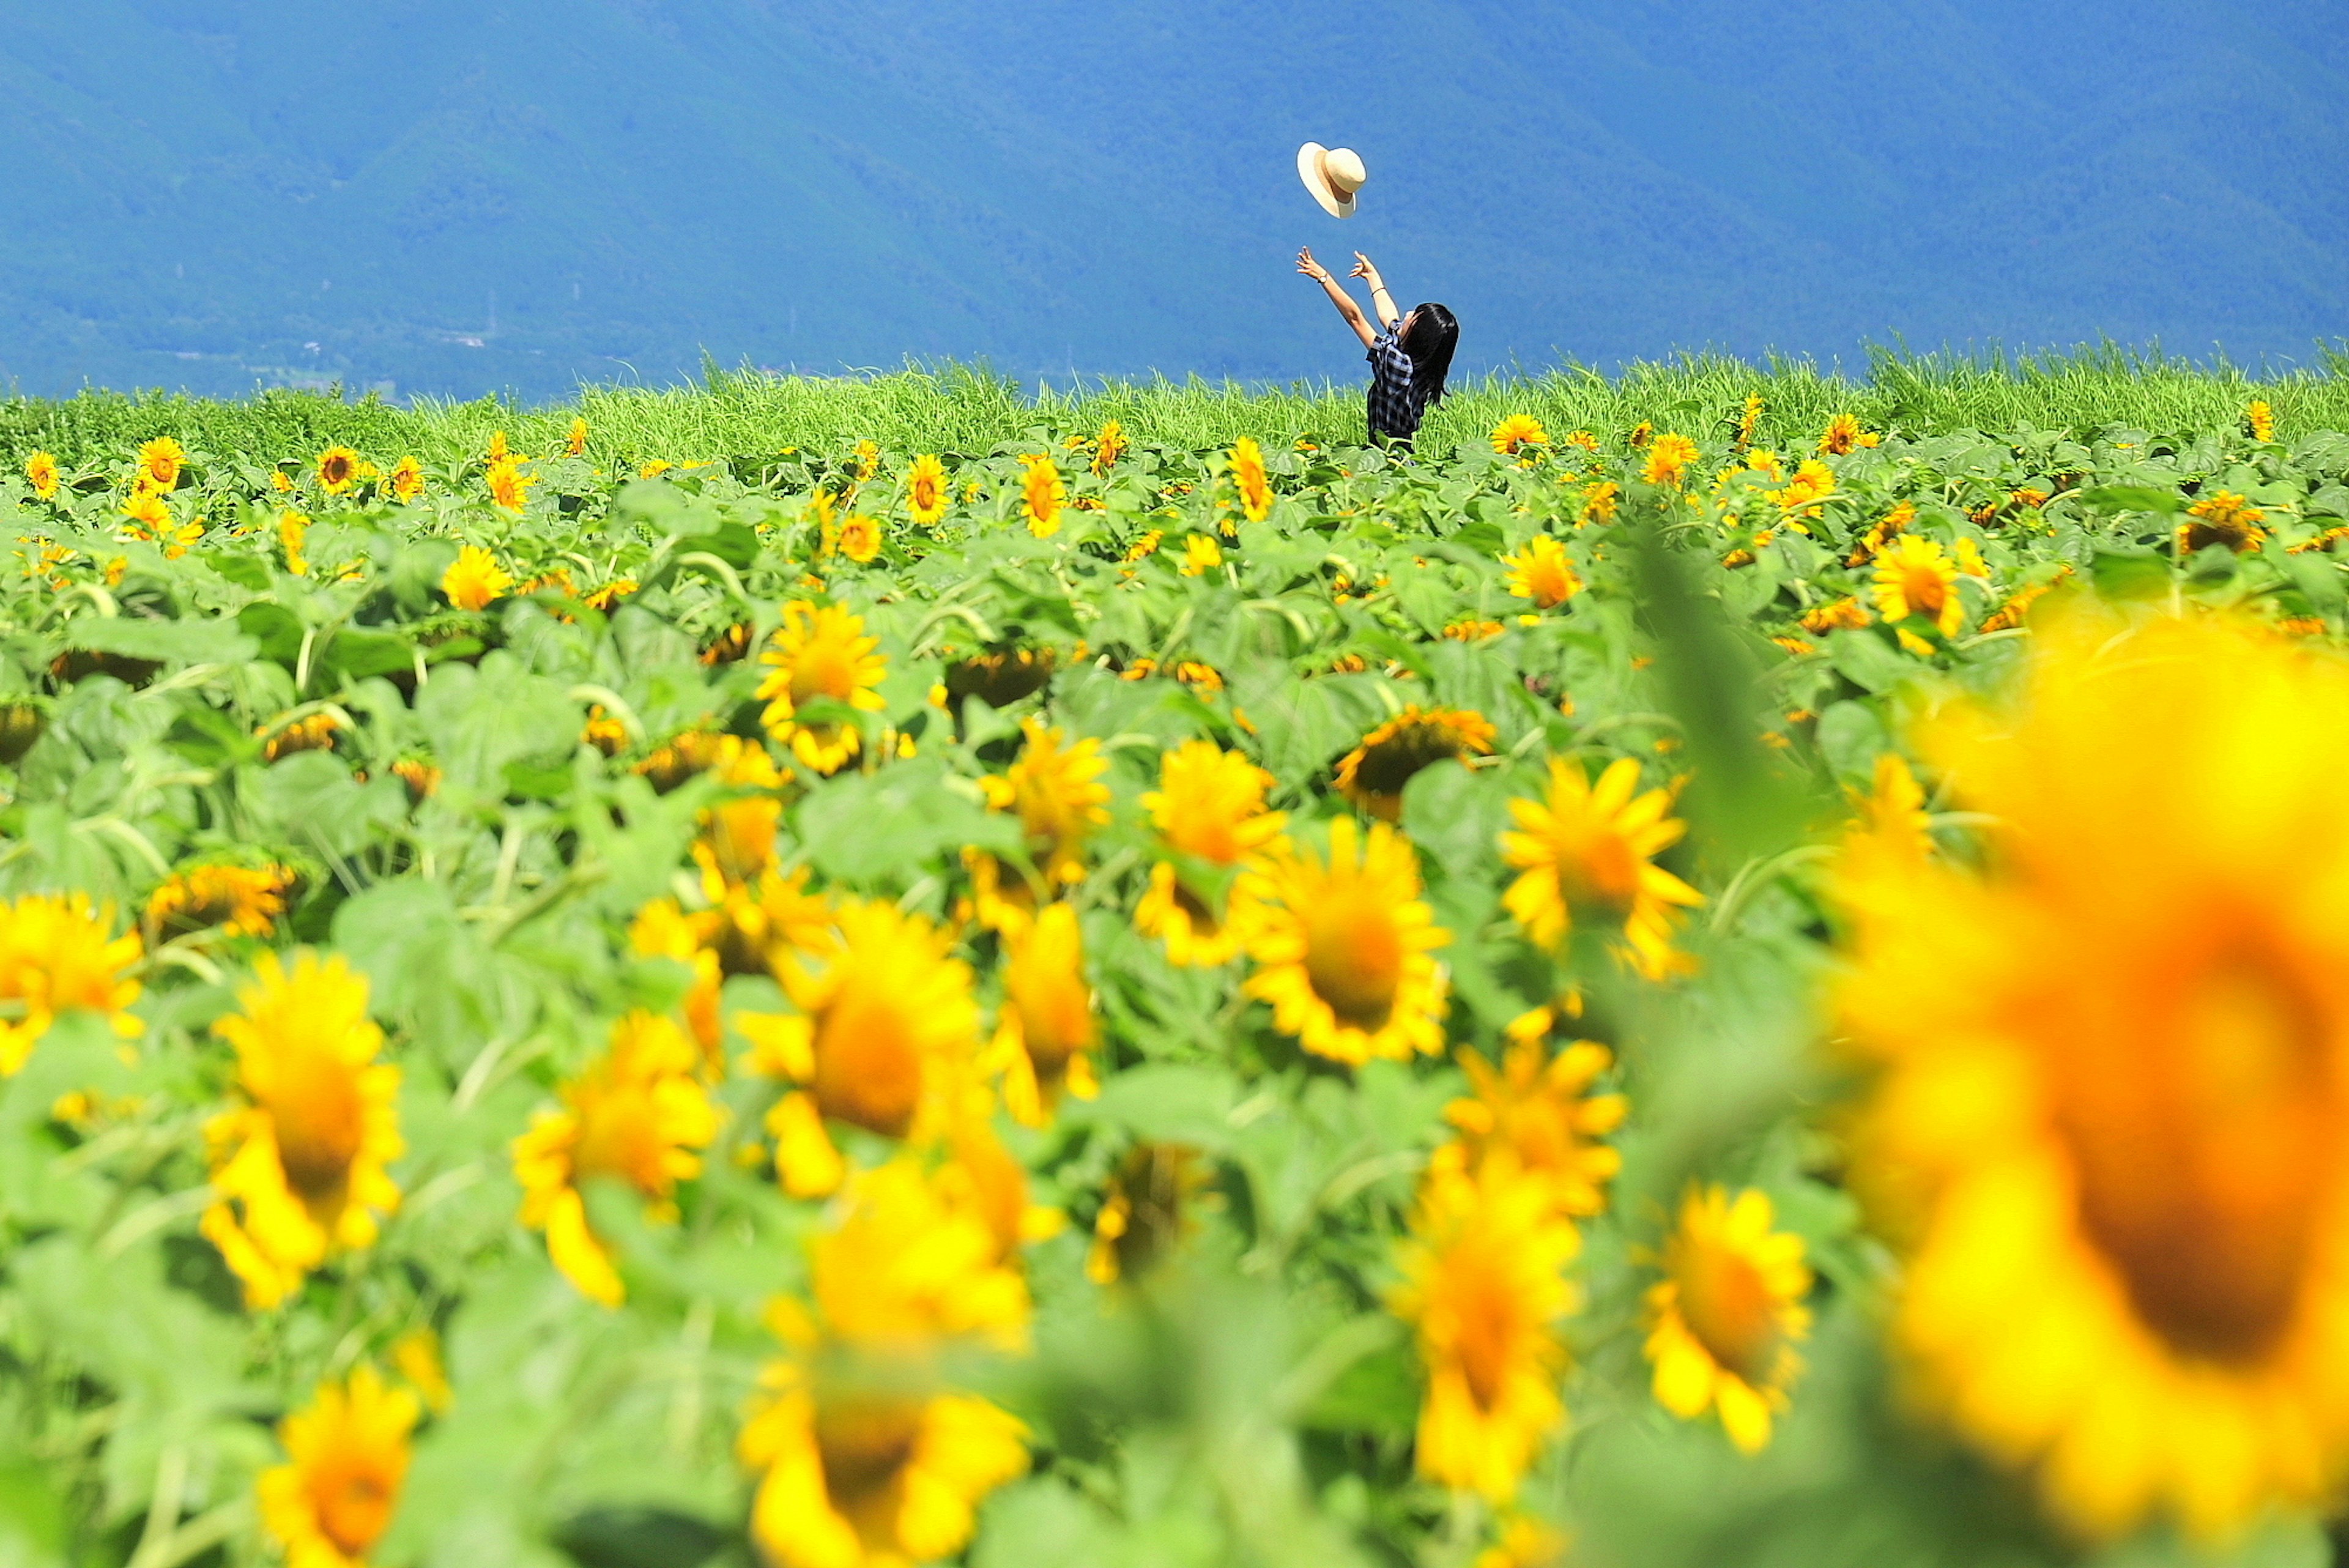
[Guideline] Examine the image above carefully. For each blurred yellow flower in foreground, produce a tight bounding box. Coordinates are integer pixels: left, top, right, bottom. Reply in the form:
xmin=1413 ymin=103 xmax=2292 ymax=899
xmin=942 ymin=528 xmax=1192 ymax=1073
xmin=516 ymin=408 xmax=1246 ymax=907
xmin=1870 ymin=534 xmax=1962 ymax=637
xmin=202 ymin=952 xmax=401 ymax=1310
xmin=511 ymin=1011 xmax=718 ymax=1306
xmin=0 ymin=893 xmax=142 ymax=1076
xmin=1434 ymin=1036 xmax=1625 ymax=1219
xmin=259 ymin=1364 xmax=418 ymax=1568
xmin=974 ymin=718 xmax=1110 ymax=920
xmin=1643 ymin=1184 xmax=1811 ymax=1454
xmin=1244 ymin=817 xmax=1449 ymax=1065
xmin=1502 ymin=535 xmax=1579 ymax=610
xmin=1641 ymin=431 xmax=1699 ymax=487
xmin=1135 ymin=740 xmax=1284 ymax=967
xmin=1841 ymin=609 xmax=2349 ymax=1539
xmin=988 ymin=902 xmax=1098 ymax=1126
xmin=1231 ymin=435 xmax=1273 ymax=521
xmin=147 ymin=861 xmax=296 ymax=940
xmin=1390 ymin=1156 xmax=1579 ymax=1501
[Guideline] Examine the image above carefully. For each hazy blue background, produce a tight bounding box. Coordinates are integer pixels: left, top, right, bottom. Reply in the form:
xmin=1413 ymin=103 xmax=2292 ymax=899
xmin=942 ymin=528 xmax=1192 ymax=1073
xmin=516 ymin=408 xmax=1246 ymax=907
xmin=1 ymin=0 xmax=2343 ymax=401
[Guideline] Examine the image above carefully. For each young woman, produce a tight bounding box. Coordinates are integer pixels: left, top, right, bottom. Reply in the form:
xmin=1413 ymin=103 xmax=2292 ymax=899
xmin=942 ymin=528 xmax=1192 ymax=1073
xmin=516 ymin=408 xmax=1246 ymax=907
xmin=1296 ymin=248 xmax=1458 ymax=449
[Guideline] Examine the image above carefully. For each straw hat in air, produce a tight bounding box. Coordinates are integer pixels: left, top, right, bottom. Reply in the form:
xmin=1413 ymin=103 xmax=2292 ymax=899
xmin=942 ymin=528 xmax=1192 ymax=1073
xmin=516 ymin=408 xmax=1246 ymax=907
xmin=1297 ymin=143 xmax=1367 ymax=218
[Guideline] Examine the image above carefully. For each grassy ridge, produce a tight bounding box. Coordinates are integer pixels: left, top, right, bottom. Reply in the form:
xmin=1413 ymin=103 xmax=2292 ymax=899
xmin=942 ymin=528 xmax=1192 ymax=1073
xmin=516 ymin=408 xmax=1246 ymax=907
xmin=2 ymin=347 xmax=2344 ymax=469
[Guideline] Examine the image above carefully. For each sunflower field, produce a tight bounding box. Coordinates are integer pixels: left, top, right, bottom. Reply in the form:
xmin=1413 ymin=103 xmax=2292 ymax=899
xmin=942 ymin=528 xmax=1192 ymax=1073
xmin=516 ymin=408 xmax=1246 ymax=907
xmin=2 ymin=389 xmax=2348 ymax=1568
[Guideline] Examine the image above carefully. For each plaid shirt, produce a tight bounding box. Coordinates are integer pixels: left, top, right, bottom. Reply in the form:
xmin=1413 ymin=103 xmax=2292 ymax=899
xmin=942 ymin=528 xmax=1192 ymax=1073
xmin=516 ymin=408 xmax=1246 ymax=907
xmin=1365 ymin=324 xmax=1428 ymax=445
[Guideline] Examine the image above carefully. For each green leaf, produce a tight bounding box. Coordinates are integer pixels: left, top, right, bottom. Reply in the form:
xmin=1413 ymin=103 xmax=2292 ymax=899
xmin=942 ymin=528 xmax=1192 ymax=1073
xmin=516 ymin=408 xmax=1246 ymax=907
xmin=2077 ymin=484 xmax=2184 ymax=515
xmin=2090 ymin=547 xmax=2173 ymax=601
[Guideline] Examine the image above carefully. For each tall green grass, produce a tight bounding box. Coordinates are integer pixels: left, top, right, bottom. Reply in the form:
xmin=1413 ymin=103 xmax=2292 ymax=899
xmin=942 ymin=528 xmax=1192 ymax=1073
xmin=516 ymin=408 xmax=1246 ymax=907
xmin=2 ymin=347 xmax=2342 ymax=470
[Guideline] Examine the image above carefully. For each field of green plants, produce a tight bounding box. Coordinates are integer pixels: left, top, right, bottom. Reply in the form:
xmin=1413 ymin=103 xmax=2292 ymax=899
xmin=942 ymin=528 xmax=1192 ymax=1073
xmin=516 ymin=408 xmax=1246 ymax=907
xmin=3 ymin=359 xmax=2349 ymax=1568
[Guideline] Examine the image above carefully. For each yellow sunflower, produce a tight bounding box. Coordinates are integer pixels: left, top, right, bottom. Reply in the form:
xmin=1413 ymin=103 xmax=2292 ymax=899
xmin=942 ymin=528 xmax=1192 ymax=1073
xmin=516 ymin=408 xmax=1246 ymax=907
xmin=758 ymin=601 xmax=889 ymax=775
xmin=1135 ymin=740 xmax=1285 ymax=967
xmin=1389 ymin=1157 xmax=1581 ymax=1501
xmin=1093 ymin=418 xmax=1127 ymax=475
xmin=26 ymin=450 xmax=61 ymax=500
xmin=201 ymin=951 xmax=402 ymax=1310
xmin=988 ymin=902 xmax=1098 ymax=1127
xmin=486 ymin=429 xmax=510 ymax=461
xmin=1641 ymin=432 xmax=1699 ymax=487
xmin=147 ymin=862 xmax=297 ymax=940
xmin=971 ymin=718 xmax=1110 ymax=929
xmin=1088 ymin=1141 xmax=1214 ymax=1285
xmin=1844 ymin=751 xmax=1933 ymax=864
xmin=387 ymin=456 xmax=424 ymax=502
xmin=741 ymin=899 xmax=981 ymax=1198
xmin=1242 ymin=817 xmax=1449 ymax=1065
xmin=905 ymin=453 xmax=949 ymax=525
xmin=1839 ymin=609 xmax=2349 ymax=1540
xmin=834 ymin=513 xmax=882 ymax=563
xmin=1502 ymin=536 xmax=1581 ymax=610
xmin=1019 ymin=454 xmax=1064 ymax=538
xmin=485 ymin=457 xmax=535 ymax=511
xmin=316 ymin=446 xmax=360 ymax=494
xmin=1819 ymin=414 xmax=1880 ymax=455
xmin=258 ymin=1364 xmax=419 ymax=1568
xmin=1491 ymin=414 xmax=1549 ymax=456
xmin=0 ymin=892 xmax=143 ymax=1075
xmin=440 ymin=544 xmax=512 ymax=612
xmin=741 ymin=1358 xmax=1028 ymax=1568
xmin=510 ymin=1012 xmax=719 ymax=1306
xmin=138 ymin=436 xmax=185 ymax=491
xmin=1870 ymin=533 xmax=1963 ymax=637
xmin=1180 ymin=533 xmax=1223 ymax=576
xmin=1432 ymin=1034 xmax=1625 ymax=1219
xmin=2181 ymin=491 xmax=2268 ymax=555
xmin=1334 ymin=706 xmax=1497 ymax=822
xmin=566 ymin=415 xmax=590 ymax=456
xmin=1231 ymin=436 xmax=1274 ymax=522
xmin=2247 ymin=399 xmax=2276 ymax=442
xmin=812 ymin=1157 xmax=1033 ymax=1350
xmin=1735 ymin=395 xmax=1764 ymax=449
xmin=1500 ymin=757 xmax=1703 ymax=981
xmin=1643 ymin=1184 xmax=1812 ymax=1454
xmin=688 ymin=732 xmax=789 ymax=889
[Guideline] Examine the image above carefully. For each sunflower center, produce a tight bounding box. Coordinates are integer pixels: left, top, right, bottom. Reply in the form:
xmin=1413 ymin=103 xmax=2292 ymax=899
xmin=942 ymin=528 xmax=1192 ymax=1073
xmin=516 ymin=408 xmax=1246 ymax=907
xmin=1011 ymin=973 xmax=1091 ymax=1082
xmin=790 ymin=644 xmax=857 ymax=707
xmin=1303 ymin=897 xmax=1403 ymax=1031
xmin=2052 ymin=945 xmax=2336 ymax=1364
xmin=1675 ymin=1247 xmax=1781 ymax=1384
xmin=812 ymin=989 xmax=923 ymax=1138
xmin=1557 ymin=827 xmax=1643 ymax=918
xmin=813 ymin=1394 xmax=924 ymax=1537
xmin=266 ymin=1050 xmax=366 ymax=1201
xmin=310 ymin=1454 xmax=397 ymax=1556
xmin=572 ymin=1089 xmax=674 ymax=1198
xmin=1899 ymin=567 xmax=1946 ymax=617
xmin=1451 ymin=1255 xmax=1523 ymax=1411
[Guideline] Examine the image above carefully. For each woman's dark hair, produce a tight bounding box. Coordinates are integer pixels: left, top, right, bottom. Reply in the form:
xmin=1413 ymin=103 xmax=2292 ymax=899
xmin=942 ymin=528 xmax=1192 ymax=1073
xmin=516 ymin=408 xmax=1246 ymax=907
xmin=1400 ymin=303 xmax=1459 ymax=407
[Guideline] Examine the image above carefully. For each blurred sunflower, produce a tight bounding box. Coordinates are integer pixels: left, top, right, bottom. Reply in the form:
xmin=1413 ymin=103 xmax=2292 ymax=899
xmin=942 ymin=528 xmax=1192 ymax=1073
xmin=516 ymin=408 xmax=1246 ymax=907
xmin=740 ymin=1359 xmax=1028 ymax=1568
xmin=1735 ymin=395 xmax=1764 ymax=449
xmin=758 ymin=601 xmax=889 ymax=775
xmin=201 ymin=951 xmax=402 ymax=1310
xmin=1135 ymin=740 xmax=1285 ymax=966
xmin=1819 ymin=414 xmax=1880 ymax=455
xmin=485 ymin=456 xmax=535 ymax=510
xmin=440 ymin=544 xmax=512 ymax=612
xmin=1641 ymin=432 xmax=1699 ymax=487
xmin=1843 ymin=752 xmax=1933 ymax=864
xmin=834 ymin=513 xmax=882 ymax=563
xmin=147 ymin=861 xmax=296 ymax=940
xmin=387 ymin=455 xmax=424 ymax=502
xmin=566 ymin=416 xmax=590 ymax=456
xmin=1491 ymin=415 xmax=1548 ymax=456
xmin=1093 ymin=418 xmax=1127 ymax=474
xmin=0 ymin=892 xmax=143 ymax=1076
xmin=971 ymin=718 xmax=1110 ymax=929
xmin=1390 ymin=1157 xmax=1581 ymax=1501
xmin=1243 ymin=817 xmax=1449 ymax=1065
xmin=988 ymin=902 xmax=1097 ymax=1127
xmin=1840 ymin=610 xmax=2349 ymax=1539
xmin=1179 ymin=533 xmax=1222 ymax=576
xmin=278 ymin=510 xmax=310 ymax=576
xmin=258 ymin=1365 xmax=419 ymax=1568
xmin=812 ymin=1157 xmax=1031 ymax=1349
xmin=2247 ymin=399 xmax=2276 ymax=442
xmin=1334 ymin=705 xmax=1497 ymax=822
xmin=742 ymin=900 xmax=979 ymax=1197
xmin=1433 ymin=1034 xmax=1625 ymax=1219
xmin=1642 ymin=1184 xmax=1812 ymax=1454
xmin=905 ymin=453 xmax=949 ymax=525
xmin=1870 ymin=534 xmax=1962 ymax=637
xmin=510 ymin=1011 xmax=719 ymax=1306
xmin=1088 ymin=1141 xmax=1214 ymax=1285
xmin=1231 ymin=436 xmax=1274 ymax=522
xmin=316 ymin=446 xmax=360 ymax=494
xmin=1500 ymin=757 xmax=1702 ymax=981
xmin=120 ymin=489 xmax=171 ymax=533
xmin=138 ymin=436 xmax=184 ymax=491
xmin=1502 ymin=536 xmax=1581 ymax=610
xmin=1019 ymin=454 xmax=1064 ymax=538
xmin=2181 ymin=491 xmax=2267 ymax=555
xmin=24 ymin=451 xmax=59 ymax=500
xmin=688 ymin=733 xmax=788 ymax=889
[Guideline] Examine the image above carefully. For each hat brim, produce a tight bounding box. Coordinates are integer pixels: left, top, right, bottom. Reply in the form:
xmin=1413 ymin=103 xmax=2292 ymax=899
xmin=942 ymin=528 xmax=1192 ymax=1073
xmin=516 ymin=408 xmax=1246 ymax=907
xmin=1297 ymin=143 xmax=1358 ymax=220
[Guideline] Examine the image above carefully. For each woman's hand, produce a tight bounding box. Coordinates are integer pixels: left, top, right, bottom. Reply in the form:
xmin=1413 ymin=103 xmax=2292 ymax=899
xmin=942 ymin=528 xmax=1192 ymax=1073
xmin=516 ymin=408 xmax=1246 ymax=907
xmin=1296 ymin=247 xmax=1334 ymax=283
xmin=1349 ymin=251 xmax=1383 ymax=286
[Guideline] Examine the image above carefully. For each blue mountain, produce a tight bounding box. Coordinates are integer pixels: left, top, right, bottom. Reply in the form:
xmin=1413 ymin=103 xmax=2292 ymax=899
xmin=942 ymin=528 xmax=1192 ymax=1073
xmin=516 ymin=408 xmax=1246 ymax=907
xmin=0 ymin=0 xmax=2342 ymax=401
